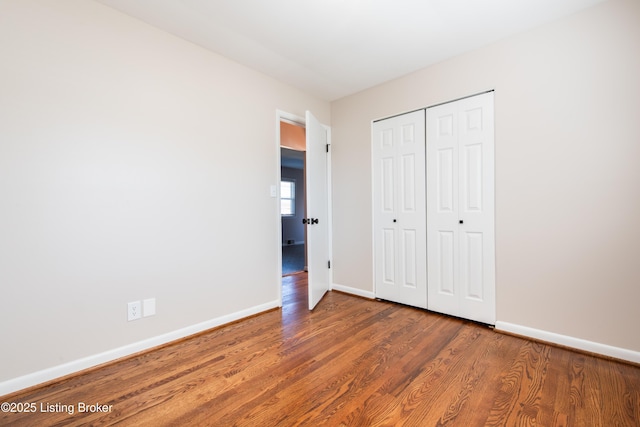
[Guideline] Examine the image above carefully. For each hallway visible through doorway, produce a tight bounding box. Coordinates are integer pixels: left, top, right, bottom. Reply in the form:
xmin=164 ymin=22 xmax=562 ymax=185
xmin=280 ymin=120 xmax=307 ymax=277
xmin=282 ymin=244 xmax=305 ymax=275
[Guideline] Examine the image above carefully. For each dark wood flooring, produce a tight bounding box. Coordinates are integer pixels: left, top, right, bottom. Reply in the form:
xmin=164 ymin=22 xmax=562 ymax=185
xmin=2 ymin=273 xmax=639 ymax=426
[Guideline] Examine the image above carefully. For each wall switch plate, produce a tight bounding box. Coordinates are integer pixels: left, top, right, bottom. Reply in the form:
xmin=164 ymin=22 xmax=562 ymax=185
xmin=270 ymin=184 xmax=277 ymax=198
xmin=143 ymin=298 xmax=156 ymax=317
xmin=127 ymin=301 xmax=142 ymax=321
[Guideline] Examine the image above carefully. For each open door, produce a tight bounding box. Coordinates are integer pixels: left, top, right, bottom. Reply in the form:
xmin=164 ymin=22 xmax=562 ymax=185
xmin=305 ymin=111 xmax=330 ymax=310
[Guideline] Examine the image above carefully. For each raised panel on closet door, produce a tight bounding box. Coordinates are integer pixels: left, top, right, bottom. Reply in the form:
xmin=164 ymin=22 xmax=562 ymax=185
xmin=382 ymin=228 xmax=396 ymax=286
xmin=381 ymin=157 xmax=395 ymax=213
xmin=460 ymin=231 xmax=484 ymax=300
xmin=437 ymin=231 xmax=456 ymax=294
xmin=436 ymin=148 xmax=455 ymax=213
xmin=461 ymin=143 xmax=483 ymax=213
xmin=401 ymin=154 xmax=416 ymax=213
xmin=401 ymin=229 xmax=418 ymax=288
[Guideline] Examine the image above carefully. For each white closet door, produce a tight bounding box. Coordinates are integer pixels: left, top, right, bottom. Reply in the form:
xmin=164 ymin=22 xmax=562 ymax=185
xmin=427 ymin=92 xmax=495 ymax=325
xmin=373 ymin=110 xmax=427 ymax=308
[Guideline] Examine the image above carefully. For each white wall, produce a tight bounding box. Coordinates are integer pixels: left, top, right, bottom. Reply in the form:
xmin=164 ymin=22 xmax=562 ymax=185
xmin=331 ymin=0 xmax=640 ymax=354
xmin=0 ymin=0 xmax=329 ymax=389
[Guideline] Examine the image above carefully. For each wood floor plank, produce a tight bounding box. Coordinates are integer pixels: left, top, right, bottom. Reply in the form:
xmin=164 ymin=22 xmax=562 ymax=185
xmin=484 ymin=340 xmax=552 ymax=426
xmin=2 ymin=272 xmax=640 ymax=426
xmin=539 ymin=347 xmax=571 ymax=427
xmin=596 ymin=355 xmax=640 ymax=427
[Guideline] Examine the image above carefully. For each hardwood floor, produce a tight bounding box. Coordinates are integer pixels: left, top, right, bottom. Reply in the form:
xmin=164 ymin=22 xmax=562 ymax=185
xmin=2 ymin=273 xmax=639 ymax=426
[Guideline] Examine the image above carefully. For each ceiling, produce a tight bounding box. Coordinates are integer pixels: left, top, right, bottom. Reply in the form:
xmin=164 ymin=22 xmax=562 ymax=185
xmin=96 ymin=0 xmax=606 ymax=101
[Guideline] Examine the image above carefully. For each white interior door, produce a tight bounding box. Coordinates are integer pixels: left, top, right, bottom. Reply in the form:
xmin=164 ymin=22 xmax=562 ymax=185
xmin=427 ymin=92 xmax=495 ymax=324
xmin=372 ymin=110 xmax=427 ymax=308
xmin=305 ymin=111 xmax=330 ymax=310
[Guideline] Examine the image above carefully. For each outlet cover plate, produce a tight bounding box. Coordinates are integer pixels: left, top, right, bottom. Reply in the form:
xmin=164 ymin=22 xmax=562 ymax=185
xmin=128 ymin=301 xmax=142 ymax=321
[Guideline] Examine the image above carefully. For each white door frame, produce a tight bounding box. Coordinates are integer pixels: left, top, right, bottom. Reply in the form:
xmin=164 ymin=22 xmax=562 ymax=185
xmin=275 ymin=109 xmax=333 ymax=308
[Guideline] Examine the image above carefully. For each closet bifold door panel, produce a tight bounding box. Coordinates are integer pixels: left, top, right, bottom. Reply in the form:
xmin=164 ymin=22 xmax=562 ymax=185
xmin=426 ymin=92 xmax=495 ymax=325
xmin=372 ymin=110 xmax=427 ymax=309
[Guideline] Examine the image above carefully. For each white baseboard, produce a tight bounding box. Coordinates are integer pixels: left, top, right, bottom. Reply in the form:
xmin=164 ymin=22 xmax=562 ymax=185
xmin=331 ymin=283 xmax=375 ymax=299
xmin=495 ymin=321 xmax=640 ymax=364
xmin=0 ymin=300 xmax=280 ymax=397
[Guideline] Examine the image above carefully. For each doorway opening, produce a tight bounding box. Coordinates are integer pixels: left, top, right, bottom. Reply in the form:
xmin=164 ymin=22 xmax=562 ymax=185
xmin=277 ymin=109 xmax=331 ymax=311
xmin=280 ymin=120 xmax=307 ymax=277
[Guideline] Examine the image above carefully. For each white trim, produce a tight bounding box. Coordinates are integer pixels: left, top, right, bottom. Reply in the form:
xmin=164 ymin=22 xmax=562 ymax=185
xmin=495 ymin=321 xmax=640 ymax=364
xmin=325 ymin=124 xmax=333 ymax=291
xmin=332 ymin=283 xmax=375 ymax=300
xmin=370 ymin=119 xmax=377 ymax=299
xmin=0 ymin=301 xmax=280 ymax=396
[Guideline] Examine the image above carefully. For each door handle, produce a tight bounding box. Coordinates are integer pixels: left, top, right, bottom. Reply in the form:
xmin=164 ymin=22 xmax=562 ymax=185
xmin=302 ymin=218 xmax=308 ymax=225
xmin=459 ymin=220 xmax=464 ymax=224
xmin=311 ymin=218 xmax=319 ymax=225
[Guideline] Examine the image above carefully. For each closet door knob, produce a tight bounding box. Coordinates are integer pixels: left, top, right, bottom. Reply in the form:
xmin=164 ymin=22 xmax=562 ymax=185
xmin=459 ymin=220 xmax=464 ymax=224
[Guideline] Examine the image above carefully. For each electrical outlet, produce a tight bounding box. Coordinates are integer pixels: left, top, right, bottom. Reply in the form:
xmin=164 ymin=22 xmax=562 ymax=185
xmin=143 ymin=298 xmax=156 ymax=317
xmin=127 ymin=301 xmax=141 ymax=321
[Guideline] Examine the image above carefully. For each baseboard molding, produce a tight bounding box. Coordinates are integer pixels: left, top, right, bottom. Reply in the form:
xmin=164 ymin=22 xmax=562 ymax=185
xmin=331 ymin=283 xmax=375 ymax=299
xmin=495 ymin=321 xmax=640 ymax=364
xmin=0 ymin=300 xmax=280 ymax=397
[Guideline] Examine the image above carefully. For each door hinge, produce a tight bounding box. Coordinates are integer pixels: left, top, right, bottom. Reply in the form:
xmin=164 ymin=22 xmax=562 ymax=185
xmin=326 ymin=143 xmax=330 ymax=153
xmin=328 ymin=260 xmax=331 ymax=269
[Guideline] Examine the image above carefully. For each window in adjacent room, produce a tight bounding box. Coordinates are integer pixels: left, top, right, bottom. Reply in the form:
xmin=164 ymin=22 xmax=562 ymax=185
xmin=280 ymin=180 xmax=295 ymax=216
